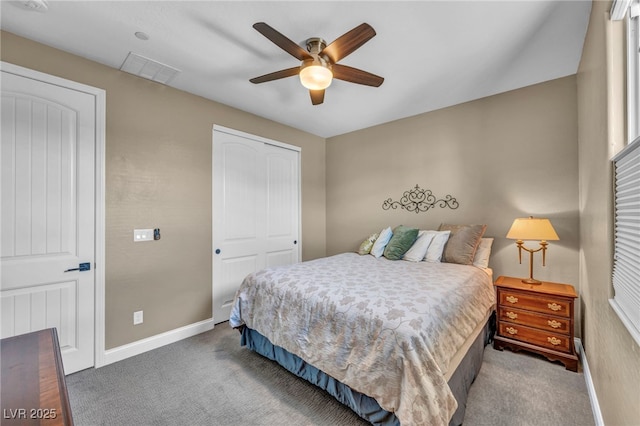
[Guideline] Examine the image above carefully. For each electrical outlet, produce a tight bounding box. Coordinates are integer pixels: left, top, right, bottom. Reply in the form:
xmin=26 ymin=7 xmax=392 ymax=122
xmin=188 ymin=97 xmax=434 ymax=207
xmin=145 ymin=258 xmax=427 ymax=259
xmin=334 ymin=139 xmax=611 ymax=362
xmin=133 ymin=310 xmax=143 ymax=325
xmin=133 ymin=229 xmax=154 ymax=242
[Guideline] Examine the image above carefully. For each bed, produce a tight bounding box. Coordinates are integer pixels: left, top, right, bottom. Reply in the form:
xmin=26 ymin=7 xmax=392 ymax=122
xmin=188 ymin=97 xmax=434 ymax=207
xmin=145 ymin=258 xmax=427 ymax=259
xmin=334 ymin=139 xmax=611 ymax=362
xmin=230 ymin=250 xmax=496 ymax=425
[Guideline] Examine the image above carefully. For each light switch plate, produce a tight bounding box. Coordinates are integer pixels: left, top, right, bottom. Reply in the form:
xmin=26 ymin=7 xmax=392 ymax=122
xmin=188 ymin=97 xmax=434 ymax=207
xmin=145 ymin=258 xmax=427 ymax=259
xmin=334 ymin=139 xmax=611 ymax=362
xmin=134 ymin=229 xmax=154 ymax=242
xmin=133 ymin=310 xmax=143 ymax=325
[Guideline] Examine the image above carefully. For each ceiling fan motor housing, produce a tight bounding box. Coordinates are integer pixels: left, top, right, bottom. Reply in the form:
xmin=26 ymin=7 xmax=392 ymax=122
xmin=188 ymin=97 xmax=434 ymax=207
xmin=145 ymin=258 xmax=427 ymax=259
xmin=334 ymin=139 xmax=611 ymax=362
xmin=302 ymin=37 xmax=332 ymax=70
xmin=305 ymin=37 xmax=327 ymax=55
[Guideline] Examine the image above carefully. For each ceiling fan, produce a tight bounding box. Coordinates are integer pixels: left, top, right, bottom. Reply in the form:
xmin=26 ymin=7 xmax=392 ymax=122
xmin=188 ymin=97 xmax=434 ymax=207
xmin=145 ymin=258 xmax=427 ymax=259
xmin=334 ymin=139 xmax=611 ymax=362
xmin=249 ymin=22 xmax=384 ymax=105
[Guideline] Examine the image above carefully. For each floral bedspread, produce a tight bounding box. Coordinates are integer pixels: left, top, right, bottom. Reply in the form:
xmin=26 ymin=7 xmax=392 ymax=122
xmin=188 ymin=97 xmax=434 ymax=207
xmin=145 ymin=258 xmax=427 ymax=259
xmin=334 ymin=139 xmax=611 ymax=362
xmin=230 ymin=253 xmax=495 ymax=425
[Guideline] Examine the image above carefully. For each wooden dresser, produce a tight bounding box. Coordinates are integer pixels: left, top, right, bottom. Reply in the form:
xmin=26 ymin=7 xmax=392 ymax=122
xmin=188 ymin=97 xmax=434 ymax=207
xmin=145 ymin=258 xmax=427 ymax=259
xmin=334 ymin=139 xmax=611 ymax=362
xmin=493 ymin=275 xmax=579 ymax=372
xmin=1 ymin=328 xmax=74 ymax=425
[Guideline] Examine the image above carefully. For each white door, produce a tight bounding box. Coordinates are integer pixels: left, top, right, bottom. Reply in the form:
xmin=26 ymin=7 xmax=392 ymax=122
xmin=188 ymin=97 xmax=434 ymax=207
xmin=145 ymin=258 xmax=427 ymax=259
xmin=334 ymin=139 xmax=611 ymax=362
xmin=1 ymin=68 xmax=96 ymax=374
xmin=212 ymin=127 xmax=300 ymax=324
xmin=264 ymin=144 xmax=300 ymax=268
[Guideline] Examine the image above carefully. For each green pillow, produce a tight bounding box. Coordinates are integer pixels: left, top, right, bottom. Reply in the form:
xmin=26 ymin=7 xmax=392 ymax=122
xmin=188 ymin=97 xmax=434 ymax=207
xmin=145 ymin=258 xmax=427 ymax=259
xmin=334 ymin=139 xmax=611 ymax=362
xmin=383 ymin=225 xmax=419 ymax=260
xmin=358 ymin=233 xmax=379 ymax=255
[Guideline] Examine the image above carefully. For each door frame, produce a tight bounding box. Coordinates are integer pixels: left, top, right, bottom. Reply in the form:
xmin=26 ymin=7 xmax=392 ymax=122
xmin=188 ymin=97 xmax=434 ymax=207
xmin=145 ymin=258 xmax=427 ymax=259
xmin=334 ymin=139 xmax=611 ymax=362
xmin=1 ymin=62 xmax=107 ymax=369
xmin=211 ymin=124 xmax=302 ymax=320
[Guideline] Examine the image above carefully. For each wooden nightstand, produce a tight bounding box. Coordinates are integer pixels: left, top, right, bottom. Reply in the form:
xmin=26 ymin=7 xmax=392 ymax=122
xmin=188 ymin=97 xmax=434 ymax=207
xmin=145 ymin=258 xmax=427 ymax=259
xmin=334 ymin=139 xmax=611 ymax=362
xmin=493 ymin=275 xmax=579 ymax=372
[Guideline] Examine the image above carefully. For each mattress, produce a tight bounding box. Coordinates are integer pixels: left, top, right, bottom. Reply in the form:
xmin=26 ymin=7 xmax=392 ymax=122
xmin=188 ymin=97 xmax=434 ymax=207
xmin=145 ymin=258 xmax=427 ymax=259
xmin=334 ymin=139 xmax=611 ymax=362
xmin=230 ymin=253 xmax=496 ymax=425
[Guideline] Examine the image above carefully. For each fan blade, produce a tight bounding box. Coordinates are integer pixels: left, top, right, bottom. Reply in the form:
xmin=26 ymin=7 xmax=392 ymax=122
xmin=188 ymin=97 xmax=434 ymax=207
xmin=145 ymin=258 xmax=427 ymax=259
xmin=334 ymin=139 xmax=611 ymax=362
xmin=253 ymin=22 xmax=312 ymax=61
xmin=321 ymin=23 xmax=376 ymax=63
xmin=332 ymin=64 xmax=384 ymax=87
xmin=250 ymin=67 xmax=300 ymax=84
xmin=310 ymin=90 xmax=325 ymax=105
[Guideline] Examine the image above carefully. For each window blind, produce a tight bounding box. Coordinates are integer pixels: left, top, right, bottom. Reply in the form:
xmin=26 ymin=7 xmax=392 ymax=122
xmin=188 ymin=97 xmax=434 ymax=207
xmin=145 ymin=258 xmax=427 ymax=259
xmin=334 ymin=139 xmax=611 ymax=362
xmin=611 ymin=136 xmax=640 ymax=346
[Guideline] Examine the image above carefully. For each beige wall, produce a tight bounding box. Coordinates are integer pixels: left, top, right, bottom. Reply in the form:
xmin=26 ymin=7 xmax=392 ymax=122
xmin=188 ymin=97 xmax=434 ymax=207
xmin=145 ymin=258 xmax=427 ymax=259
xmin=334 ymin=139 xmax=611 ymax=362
xmin=576 ymin=1 xmax=640 ymax=424
xmin=326 ymin=77 xmax=580 ymax=293
xmin=0 ymin=31 xmax=326 ymax=349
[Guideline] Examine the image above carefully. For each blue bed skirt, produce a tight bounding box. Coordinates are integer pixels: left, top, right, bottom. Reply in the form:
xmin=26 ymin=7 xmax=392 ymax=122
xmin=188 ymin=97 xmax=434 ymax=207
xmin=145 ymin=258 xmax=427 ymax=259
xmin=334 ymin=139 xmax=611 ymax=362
xmin=240 ymin=313 xmax=495 ymax=426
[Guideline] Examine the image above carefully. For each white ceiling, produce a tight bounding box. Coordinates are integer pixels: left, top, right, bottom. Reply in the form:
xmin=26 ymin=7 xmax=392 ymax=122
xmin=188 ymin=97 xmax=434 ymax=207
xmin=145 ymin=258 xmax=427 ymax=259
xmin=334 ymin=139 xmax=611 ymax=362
xmin=1 ymin=1 xmax=592 ymax=138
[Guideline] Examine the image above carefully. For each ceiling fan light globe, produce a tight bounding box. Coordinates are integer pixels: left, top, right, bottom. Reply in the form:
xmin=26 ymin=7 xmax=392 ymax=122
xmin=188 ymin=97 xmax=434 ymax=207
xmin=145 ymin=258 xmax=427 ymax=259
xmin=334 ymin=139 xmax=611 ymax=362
xmin=299 ymin=65 xmax=333 ymax=90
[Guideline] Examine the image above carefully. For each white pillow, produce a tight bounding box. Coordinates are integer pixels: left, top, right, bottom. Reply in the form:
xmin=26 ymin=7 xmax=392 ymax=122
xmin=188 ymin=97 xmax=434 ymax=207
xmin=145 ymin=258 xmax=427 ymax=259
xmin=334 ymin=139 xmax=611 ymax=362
xmin=370 ymin=226 xmax=393 ymax=258
xmin=403 ymin=231 xmax=436 ymax=262
xmin=472 ymin=237 xmax=494 ymax=269
xmin=424 ymin=230 xmax=451 ymax=262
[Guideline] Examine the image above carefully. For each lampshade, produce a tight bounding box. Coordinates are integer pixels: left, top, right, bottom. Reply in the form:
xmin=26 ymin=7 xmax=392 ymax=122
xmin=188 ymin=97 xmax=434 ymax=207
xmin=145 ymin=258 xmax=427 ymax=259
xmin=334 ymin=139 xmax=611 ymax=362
xmin=299 ymin=65 xmax=333 ymax=90
xmin=506 ymin=216 xmax=559 ymax=241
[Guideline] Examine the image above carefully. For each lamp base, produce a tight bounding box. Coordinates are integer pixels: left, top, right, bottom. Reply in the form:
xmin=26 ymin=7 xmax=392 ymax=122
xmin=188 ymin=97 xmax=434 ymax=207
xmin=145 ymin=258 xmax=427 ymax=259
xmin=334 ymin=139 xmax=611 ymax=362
xmin=521 ymin=278 xmax=542 ymax=285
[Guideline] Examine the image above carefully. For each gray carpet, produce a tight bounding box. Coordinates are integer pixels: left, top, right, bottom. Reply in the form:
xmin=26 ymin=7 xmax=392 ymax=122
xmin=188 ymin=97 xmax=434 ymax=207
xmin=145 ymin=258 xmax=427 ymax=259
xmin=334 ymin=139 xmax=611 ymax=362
xmin=66 ymin=323 xmax=595 ymax=425
xmin=463 ymin=344 xmax=594 ymax=426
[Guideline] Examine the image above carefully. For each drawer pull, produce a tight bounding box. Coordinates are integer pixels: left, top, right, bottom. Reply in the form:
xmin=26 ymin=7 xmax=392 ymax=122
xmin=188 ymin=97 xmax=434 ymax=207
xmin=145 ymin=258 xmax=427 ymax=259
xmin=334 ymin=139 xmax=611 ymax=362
xmin=506 ymin=311 xmax=518 ymax=320
xmin=505 ymin=327 xmax=518 ymax=335
xmin=505 ymin=296 xmax=518 ymax=304
xmin=548 ymin=319 xmax=562 ymax=329
xmin=547 ymin=302 xmax=563 ymax=312
xmin=547 ymin=336 xmax=562 ymax=346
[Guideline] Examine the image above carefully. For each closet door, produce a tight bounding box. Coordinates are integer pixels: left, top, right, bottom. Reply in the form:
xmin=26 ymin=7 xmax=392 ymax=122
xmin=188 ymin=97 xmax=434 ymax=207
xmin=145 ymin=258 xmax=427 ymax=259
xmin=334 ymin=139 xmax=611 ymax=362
xmin=212 ymin=127 xmax=300 ymax=324
xmin=265 ymin=144 xmax=299 ymax=268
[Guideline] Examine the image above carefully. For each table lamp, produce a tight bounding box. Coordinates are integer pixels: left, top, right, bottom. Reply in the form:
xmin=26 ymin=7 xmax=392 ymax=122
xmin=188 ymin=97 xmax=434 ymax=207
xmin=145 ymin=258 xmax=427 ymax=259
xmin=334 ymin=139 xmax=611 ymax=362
xmin=506 ymin=216 xmax=559 ymax=284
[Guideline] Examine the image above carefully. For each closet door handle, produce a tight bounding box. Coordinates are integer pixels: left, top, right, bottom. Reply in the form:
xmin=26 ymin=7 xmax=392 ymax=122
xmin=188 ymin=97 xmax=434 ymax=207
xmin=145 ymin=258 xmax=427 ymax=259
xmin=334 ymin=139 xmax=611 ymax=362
xmin=293 ymin=240 xmax=297 ymax=245
xmin=215 ymin=249 xmax=221 ymax=254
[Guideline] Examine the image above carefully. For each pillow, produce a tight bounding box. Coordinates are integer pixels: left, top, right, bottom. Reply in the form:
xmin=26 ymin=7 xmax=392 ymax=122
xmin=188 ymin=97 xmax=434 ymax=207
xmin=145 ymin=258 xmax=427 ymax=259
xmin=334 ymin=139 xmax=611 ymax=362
xmin=357 ymin=233 xmax=379 ymax=255
xmin=473 ymin=237 xmax=494 ymax=269
xmin=438 ymin=223 xmax=487 ymax=265
xmin=403 ymin=231 xmax=436 ymax=262
xmin=384 ymin=225 xmax=419 ymax=260
xmin=370 ymin=227 xmax=393 ymax=258
xmin=424 ymin=230 xmax=451 ymax=262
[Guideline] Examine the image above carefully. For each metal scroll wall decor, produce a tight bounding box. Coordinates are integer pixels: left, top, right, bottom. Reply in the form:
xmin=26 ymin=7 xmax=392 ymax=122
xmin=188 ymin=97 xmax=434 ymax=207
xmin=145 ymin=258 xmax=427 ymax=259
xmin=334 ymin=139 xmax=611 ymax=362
xmin=382 ymin=184 xmax=459 ymax=213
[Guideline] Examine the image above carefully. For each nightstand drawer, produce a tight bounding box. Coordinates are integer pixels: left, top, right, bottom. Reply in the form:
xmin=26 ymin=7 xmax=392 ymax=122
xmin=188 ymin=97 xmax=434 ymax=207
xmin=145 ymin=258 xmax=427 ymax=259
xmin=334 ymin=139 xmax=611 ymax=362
xmin=497 ymin=306 xmax=571 ymax=333
xmin=498 ymin=323 xmax=572 ymax=353
xmin=498 ymin=290 xmax=571 ymax=318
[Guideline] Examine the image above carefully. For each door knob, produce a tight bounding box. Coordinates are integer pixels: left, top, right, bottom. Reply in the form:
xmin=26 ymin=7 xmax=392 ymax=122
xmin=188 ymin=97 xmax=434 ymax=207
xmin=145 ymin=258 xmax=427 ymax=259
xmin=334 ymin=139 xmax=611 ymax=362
xmin=215 ymin=249 xmax=221 ymax=254
xmin=293 ymin=240 xmax=297 ymax=245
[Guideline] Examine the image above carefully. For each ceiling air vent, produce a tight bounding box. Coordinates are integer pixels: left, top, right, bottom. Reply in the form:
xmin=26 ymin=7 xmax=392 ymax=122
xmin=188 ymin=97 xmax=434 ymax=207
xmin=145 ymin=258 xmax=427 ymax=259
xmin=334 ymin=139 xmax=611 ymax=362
xmin=12 ymin=0 xmax=48 ymax=12
xmin=119 ymin=52 xmax=181 ymax=84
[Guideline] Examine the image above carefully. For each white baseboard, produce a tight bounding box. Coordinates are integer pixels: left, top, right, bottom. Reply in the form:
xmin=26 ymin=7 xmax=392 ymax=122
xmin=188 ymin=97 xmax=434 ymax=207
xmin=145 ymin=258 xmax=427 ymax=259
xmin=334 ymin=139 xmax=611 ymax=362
xmin=574 ymin=338 xmax=604 ymax=426
xmin=99 ymin=318 xmax=215 ymax=367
